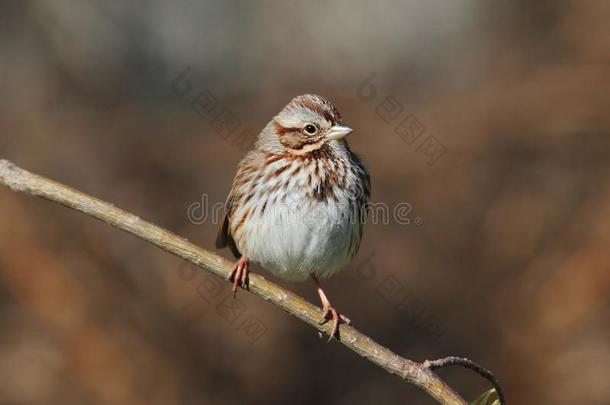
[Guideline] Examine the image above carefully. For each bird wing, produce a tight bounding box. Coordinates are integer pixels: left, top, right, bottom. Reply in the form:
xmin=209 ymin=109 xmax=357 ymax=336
xmin=215 ymin=194 xmax=241 ymax=258
xmin=215 ymin=151 xmax=262 ymax=259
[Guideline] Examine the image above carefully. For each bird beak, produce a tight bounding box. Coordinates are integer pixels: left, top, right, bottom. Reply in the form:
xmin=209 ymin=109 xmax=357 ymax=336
xmin=326 ymin=124 xmax=353 ymax=140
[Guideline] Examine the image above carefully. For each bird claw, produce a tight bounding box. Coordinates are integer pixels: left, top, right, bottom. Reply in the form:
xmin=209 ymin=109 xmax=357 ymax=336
xmin=319 ymin=304 xmax=350 ymax=342
xmin=227 ymin=257 xmax=249 ymax=297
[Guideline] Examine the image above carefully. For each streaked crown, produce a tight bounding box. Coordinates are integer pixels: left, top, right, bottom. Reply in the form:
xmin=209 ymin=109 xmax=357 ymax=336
xmin=261 ymin=94 xmax=353 ymax=154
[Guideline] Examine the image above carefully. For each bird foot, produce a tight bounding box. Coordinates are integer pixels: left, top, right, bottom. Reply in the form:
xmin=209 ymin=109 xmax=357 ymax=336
xmin=319 ymin=303 xmax=351 ymax=342
xmin=227 ymin=257 xmax=249 ymax=297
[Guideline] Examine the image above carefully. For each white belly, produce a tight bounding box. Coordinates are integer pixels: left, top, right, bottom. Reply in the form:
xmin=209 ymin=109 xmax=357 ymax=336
xmin=236 ymin=190 xmax=358 ymax=281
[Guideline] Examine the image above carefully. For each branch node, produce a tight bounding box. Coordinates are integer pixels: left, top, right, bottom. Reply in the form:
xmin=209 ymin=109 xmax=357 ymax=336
xmin=423 ymin=356 xmax=506 ymax=405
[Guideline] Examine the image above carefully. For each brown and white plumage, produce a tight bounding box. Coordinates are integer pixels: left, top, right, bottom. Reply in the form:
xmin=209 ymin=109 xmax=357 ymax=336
xmin=216 ymin=94 xmax=370 ymax=338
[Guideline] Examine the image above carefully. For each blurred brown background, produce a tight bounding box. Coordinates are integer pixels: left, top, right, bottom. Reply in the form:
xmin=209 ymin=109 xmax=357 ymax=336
xmin=1 ymin=1 xmax=609 ymax=404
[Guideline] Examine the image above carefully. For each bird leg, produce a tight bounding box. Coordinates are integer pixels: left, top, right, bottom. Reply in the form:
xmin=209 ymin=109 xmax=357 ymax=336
xmin=227 ymin=256 xmax=249 ymax=297
xmin=312 ymin=275 xmax=350 ymax=341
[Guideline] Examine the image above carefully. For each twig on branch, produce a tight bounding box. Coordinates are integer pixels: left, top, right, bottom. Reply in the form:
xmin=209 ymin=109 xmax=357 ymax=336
xmin=0 ymin=159 xmax=505 ymax=405
xmin=425 ymin=357 xmax=506 ymax=405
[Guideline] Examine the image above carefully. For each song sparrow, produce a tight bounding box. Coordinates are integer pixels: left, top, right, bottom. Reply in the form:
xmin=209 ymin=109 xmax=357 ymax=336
xmin=216 ymin=94 xmax=370 ymax=339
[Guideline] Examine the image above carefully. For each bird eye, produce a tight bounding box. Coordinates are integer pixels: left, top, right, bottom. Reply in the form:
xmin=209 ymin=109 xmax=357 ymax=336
xmin=304 ymin=124 xmax=317 ymax=135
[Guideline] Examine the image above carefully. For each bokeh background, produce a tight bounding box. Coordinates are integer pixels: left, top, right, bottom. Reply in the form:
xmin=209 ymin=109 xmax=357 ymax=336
xmin=1 ymin=1 xmax=609 ymax=404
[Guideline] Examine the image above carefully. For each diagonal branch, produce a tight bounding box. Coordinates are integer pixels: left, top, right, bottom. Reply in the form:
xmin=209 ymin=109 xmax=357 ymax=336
xmin=0 ymin=159 xmax=501 ymax=405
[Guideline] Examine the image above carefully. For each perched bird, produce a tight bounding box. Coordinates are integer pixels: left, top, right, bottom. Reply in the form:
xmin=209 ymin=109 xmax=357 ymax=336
xmin=216 ymin=94 xmax=370 ymax=339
